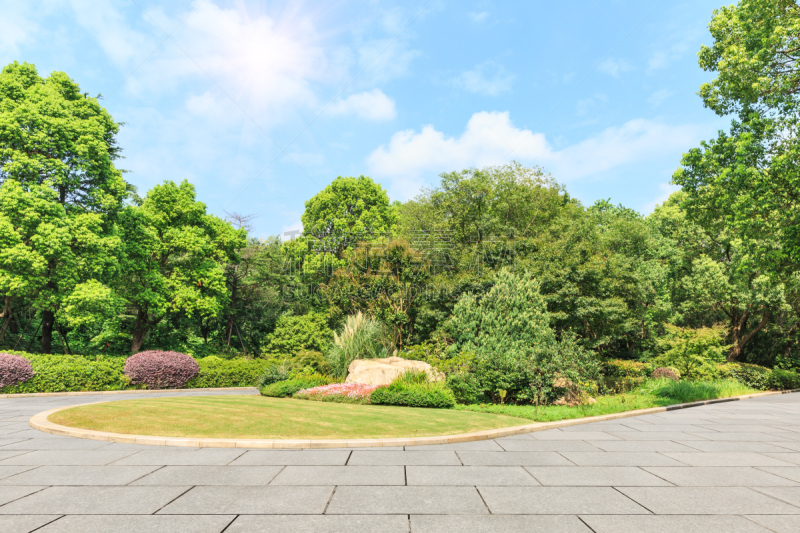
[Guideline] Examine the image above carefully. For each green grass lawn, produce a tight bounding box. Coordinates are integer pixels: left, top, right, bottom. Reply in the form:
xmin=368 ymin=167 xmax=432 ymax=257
xmin=457 ymin=379 xmax=760 ymax=422
xmin=49 ymin=395 xmax=532 ymax=439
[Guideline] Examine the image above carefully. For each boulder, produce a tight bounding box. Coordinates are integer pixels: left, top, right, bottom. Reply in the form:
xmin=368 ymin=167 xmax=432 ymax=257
xmin=345 ymin=357 xmax=445 ymax=386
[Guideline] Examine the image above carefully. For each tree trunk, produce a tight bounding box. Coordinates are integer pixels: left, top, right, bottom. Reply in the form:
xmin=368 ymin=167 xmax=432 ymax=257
xmin=131 ymin=308 xmax=148 ymax=354
xmin=41 ymin=310 xmax=55 ymax=354
xmin=728 ymin=310 xmax=772 ymax=361
xmin=0 ymin=296 xmax=12 ymax=344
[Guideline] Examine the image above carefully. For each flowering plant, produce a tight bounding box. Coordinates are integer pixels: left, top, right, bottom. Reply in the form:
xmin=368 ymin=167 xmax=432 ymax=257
xmin=294 ymin=382 xmax=382 ymax=404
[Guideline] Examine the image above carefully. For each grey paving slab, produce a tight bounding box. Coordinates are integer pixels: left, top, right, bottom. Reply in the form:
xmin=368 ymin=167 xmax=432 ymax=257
xmin=111 ymin=448 xmax=245 ymax=465
xmin=0 ymin=450 xmax=136 ymax=466
xmin=580 ymin=514 xmax=772 ymax=533
xmin=457 ymin=451 xmax=573 ymax=466
xmin=0 ymin=486 xmax=189 ymax=514
xmin=408 ymin=440 xmax=504 ymax=451
xmin=0 ymin=466 xmax=37 ymax=481
xmin=617 ymin=486 xmax=800 ymax=514
xmin=35 ymin=515 xmax=235 ymax=533
xmin=410 ymin=515 xmax=593 ymax=532
xmin=761 ymin=453 xmax=800 ymax=466
xmin=662 ymin=452 xmax=797 ymax=467
xmin=495 ymin=439 xmax=602 ymax=452
xmin=406 ymin=465 xmax=538 ymax=486
xmin=675 ymin=440 xmax=797 ymax=452
xmin=744 ymin=515 xmax=800 ymax=533
xmin=607 ymin=431 xmax=712 ymax=441
xmin=226 ymin=515 xmax=409 ymax=533
xmin=131 ymin=465 xmax=283 ymax=485
xmin=0 ymin=466 xmax=160 ymax=486
xmin=526 ymin=466 xmax=672 ymax=486
xmin=643 ymin=467 xmax=799 ymax=487
xmin=270 ymin=465 xmax=405 ymax=485
xmin=765 ymin=441 xmax=800 ymax=451
xmin=687 ymin=432 xmax=793 ymax=442
xmin=758 ymin=467 xmax=800 ymax=483
xmin=560 ymin=452 xmax=688 ymax=466
xmin=326 ymin=486 xmax=488 ymax=514
xmin=478 ymin=486 xmax=650 ymax=514
xmin=0 ymin=439 xmax=30 ymax=448
xmin=753 ymin=487 xmax=800 ymax=507
xmin=157 ymin=486 xmax=333 ymax=514
xmin=585 ymin=440 xmax=697 ymax=452
xmin=347 ymin=451 xmax=461 ymax=465
xmin=0 ymin=451 xmax=31 ymax=462
xmin=0 ymin=515 xmax=61 ymax=533
xmin=0 ymin=439 xmax=109 ymax=450
xmin=533 ymin=430 xmax=620 ymax=440
xmin=229 ymin=450 xmax=350 ymax=465
xmin=0 ymin=485 xmax=47 ymax=506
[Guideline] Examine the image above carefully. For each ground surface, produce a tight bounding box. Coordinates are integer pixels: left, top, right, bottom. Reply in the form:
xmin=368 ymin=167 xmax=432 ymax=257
xmin=49 ymin=395 xmax=530 ymax=439
xmin=1 ymin=390 xmax=800 ymax=532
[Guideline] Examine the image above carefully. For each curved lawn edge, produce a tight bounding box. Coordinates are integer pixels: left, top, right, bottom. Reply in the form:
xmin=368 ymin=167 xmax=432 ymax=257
xmin=30 ymin=389 xmax=800 ymax=449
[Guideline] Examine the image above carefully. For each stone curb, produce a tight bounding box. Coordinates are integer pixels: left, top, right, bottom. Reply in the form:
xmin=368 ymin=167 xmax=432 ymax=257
xmin=28 ymin=388 xmax=800 ymax=449
xmin=0 ymin=387 xmax=258 ymax=399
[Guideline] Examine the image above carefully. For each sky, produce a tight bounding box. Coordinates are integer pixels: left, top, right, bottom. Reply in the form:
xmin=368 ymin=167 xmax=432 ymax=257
xmin=0 ymin=0 xmax=729 ymax=238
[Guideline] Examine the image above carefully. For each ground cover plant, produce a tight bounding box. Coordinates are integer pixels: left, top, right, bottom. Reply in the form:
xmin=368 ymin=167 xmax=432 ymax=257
xmin=294 ymin=382 xmax=379 ymax=404
xmin=48 ymin=395 xmax=531 ymax=440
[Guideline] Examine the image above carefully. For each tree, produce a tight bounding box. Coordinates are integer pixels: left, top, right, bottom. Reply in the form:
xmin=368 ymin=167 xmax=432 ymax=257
xmin=118 ymin=180 xmax=246 ymax=353
xmin=301 ymin=175 xmax=395 ymax=256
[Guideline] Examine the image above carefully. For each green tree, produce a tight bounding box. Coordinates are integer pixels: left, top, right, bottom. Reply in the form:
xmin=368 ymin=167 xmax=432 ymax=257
xmin=118 ymin=180 xmax=246 ymax=353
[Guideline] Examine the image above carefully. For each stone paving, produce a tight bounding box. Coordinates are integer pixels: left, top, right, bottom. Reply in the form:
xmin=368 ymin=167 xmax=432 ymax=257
xmin=1 ymin=390 xmax=800 ymax=532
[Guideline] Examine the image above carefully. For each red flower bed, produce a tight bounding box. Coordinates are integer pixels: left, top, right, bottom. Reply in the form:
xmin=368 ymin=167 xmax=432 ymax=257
xmin=295 ymin=382 xmax=382 ymax=404
xmin=124 ymin=350 xmax=199 ymax=389
xmin=0 ymin=353 xmax=35 ymax=389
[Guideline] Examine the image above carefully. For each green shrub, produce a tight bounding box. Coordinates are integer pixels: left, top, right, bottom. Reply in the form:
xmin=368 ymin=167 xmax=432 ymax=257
xmin=717 ymin=362 xmax=772 ymax=390
xmin=257 ymin=365 xmax=291 ymax=388
xmin=771 ymin=369 xmax=800 ymax=390
xmin=186 ymin=357 xmax=272 ymax=388
xmin=599 ymin=376 xmax=645 ymax=395
xmin=259 ymin=374 xmax=333 ymax=397
xmin=326 ymin=312 xmax=389 ymax=378
xmin=370 ymin=372 xmax=456 ymax=408
xmin=602 ymin=359 xmax=653 ymax=378
xmin=646 ymin=378 xmax=758 ymax=403
xmin=0 ymin=354 xmax=129 ymax=393
xmin=292 ymin=350 xmax=333 ymax=375
xmin=263 ymin=312 xmax=334 ymax=355
xmin=655 ymin=324 xmax=729 ymax=380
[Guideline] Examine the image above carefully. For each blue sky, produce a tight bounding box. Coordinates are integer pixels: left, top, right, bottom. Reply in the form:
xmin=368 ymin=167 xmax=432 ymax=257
xmin=1 ymin=0 xmax=728 ymax=238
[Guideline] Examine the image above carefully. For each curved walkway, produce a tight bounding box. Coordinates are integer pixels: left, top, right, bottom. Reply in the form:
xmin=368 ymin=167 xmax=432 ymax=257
xmin=0 ymin=390 xmax=799 ymax=532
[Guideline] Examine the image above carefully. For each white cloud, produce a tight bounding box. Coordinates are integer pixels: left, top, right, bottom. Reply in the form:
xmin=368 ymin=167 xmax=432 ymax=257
xmin=468 ymin=11 xmax=489 ymax=23
xmin=452 ymin=62 xmax=514 ymax=96
xmin=367 ymin=111 xmax=705 ymax=200
xmin=597 ymin=57 xmax=633 ymax=77
xmin=70 ymin=0 xmax=149 ymax=66
xmin=326 ymin=89 xmax=397 ymax=121
xmin=642 ymin=182 xmax=681 ymax=214
xmin=648 ymin=89 xmax=674 ymax=107
xmin=576 ymin=94 xmax=607 ymax=116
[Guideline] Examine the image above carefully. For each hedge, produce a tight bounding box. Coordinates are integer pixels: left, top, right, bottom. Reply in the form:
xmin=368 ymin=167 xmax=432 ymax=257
xmin=187 ymin=357 xmax=272 ymax=388
xmin=260 ymin=375 xmax=333 ymax=397
xmin=370 ymin=381 xmax=456 ymax=408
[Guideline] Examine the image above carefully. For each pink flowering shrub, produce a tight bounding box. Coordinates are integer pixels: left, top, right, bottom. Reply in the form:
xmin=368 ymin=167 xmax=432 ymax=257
xmin=294 ymin=382 xmax=382 ymax=404
xmin=0 ymin=353 xmax=35 ymax=389
xmin=124 ymin=350 xmax=199 ymax=389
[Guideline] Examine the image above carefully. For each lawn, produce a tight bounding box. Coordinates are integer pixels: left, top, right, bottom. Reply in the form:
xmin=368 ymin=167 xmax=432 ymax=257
xmin=48 ymin=395 xmax=531 ymax=439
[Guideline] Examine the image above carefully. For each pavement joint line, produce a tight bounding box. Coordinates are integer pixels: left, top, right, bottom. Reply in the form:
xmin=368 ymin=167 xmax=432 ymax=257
xmin=322 ymin=486 xmax=337 ymax=515
xmin=577 ymin=515 xmax=600 ymax=533
xmin=23 ymin=389 xmax=800 ymax=450
xmin=612 ymin=485 xmax=656 ymax=514
xmin=29 ymin=515 xmax=65 ymax=532
xmin=219 ymin=515 xmax=239 ymax=532
xmin=475 ymin=486 xmax=492 ymax=514
xmin=152 ymin=485 xmax=195 ymax=515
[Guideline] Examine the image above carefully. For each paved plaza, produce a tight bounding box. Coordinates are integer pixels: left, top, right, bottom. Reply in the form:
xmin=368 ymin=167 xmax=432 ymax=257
xmin=1 ymin=391 xmax=800 ymax=532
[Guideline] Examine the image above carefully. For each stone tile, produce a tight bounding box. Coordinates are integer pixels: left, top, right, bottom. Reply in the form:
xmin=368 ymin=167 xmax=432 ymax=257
xmin=0 ymin=439 xmax=30 ymax=448
xmin=607 ymin=432 xmax=711 ymax=441
xmin=0 ymin=439 xmax=109 ymax=450
xmin=0 ymin=485 xmax=47 ymax=506
xmin=111 ymin=449 xmax=245 ymax=466
xmin=699 ymin=424 xmax=796 ymax=433
xmin=643 ymin=467 xmax=799 ymax=487
xmin=409 ymin=440 xmax=504 ymax=451
xmin=478 ymin=486 xmax=649 ymax=514
xmin=675 ymin=441 xmax=796 ymax=453
xmin=0 ymin=515 xmax=61 ymax=533
xmin=0 ymin=486 xmax=189 ymax=514
xmin=0 ymin=466 xmax=159 ymax=486
xmin=766 ymin=441 xmax=800 ymax=452
xmin=753 ymin=487 xmax=800 ymax=507
xmin=348 ymin=451 xmax=460 ymax=466
xmin=271 ymin=466 xmax=404 ymax=485
xmin=560 ymin=452 xmax=687 ymax=467
xmin=496 ymin=440 xmax=602 ymax=452
xmin=406 ymin=466 xmax=538 ymax=486
xmin=526 ymin=466 xmax=672 ymax=486
xmin=562 ymin=423 xmax=641 ymax=432
xmin=687 ymin=432 xmax=793 ymax=442
xmin=758 ymin=467 xmax=800 ymax=483
xmin=0 ymin=450 xmax=136 ymax=466
xmin=132 ymin=465 xmax=283 ymax=485
xmin=410 ymin=515 xmax=593 ymax=532
xmin=458 ymin=451 xmax=573 ymax=466
xmin=663 ymin=452 xmax=797 ymax=467
xmin=0 ymin=451 xmax=31 ymax=462
xmin=621 ymin=424 xmax=711 ymax=433
xmin=580 ymin=515 xmax=772 ymax=533
xmin=327 ymin=486 xmax=488 ymax=514
xmin=761 ymin=453 xmax=800 ymax=465
xmin=230 ymin=450 xmax=350 ymax=466
xmin=0 ymin=466 xmax=37 ymax=480
xmin=158 ymin=486 xmax=333 ymax=514
xmin=744 ymin=515 xmax=800 ymax=533
xmin=618 ymin=487 xmax=800 ymax=514
xmin=533 ymin=430 xmax=620 ymax=441
xmin=586 ymin=440 xmax=696 ymax=452
xmin=36 ymin=515 xmax=235 ymax=533
xmin=226 ymin=515 xmax=409 ymax=533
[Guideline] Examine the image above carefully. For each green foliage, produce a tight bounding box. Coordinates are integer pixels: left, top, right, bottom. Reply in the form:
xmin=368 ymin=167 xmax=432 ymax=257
xmin=259 ymin=374 xmax=332 ymax=397
xmin=771 ymin=368 xmax=800 ymax=390
xmin=186 ymin=356 xmax=272 ymax=388
xmin=257 ymin=365 xmax=291 ymax=388
xmin=717 ymin=362 xmax=773 ymax=390
xmin=655 ymin=325 xmax=729 ymax=380
xmin=326 ymin=312 xmax=389 ymax=378
xmin=263 ymin=312 xmax=333 ymax=355
xmin=645 ymin=378 xmax=758 ymax=403
xmin=0 ymin=354 xmax=129 ymax=393
xmin=370 ymin=373 xmax=456 ymax=408
xmin=602 ymin=360 xmax=654 ymax=378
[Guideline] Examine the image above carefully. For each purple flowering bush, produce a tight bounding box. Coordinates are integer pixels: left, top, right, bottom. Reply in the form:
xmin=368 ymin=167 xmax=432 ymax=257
xmin=124 ymin=350 xmax=199 ymax=389
xmin=0 ymin=353 xmax=35 ymax=388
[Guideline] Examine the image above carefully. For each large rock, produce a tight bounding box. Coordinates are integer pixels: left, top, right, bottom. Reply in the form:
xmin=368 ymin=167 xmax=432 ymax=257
xmin=345 ymin=357 xmax=445 ymax=386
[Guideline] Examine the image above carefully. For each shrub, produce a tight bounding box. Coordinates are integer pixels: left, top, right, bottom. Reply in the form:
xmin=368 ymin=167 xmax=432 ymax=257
xmin=292 ymin=350 xmax=333 ymax=375
xmin=771 ymin=369 xmax=800 ymax=391
xmin=646 ymin=378 xmax=758 ymax=403
xmin=718 ymin=362 xmax=772 ymax=390
xmin=0 ymin=353 xmax=35 ymax=388
xmin=370 ymin=372 xmax=456 ymax=408
xmin=655 ymin=324 xmax=729 ymax=380
xmin=326 ymin=312 xmax=389 ymax=378
xmin=186 ymin=357 xmax=272 ymax=388
xmin=651 ymin=367 xmax=680 ymax=381
xmin=1 ymin=354 xmax=129 ymax=393
xmin=260 ymin=374 xmax=332 ymax=397
xmin=602 ymin=359 xmax=653 ymax=378
xmin=263 ymin=312 xmax=334 ymax=355
xmin=257 ymin=365 xmax=291 ymax=388
xmin=294 ymin=382 xmax=380 ymax=404
xmin=124 ymin=350 xmax=199 ymax=389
